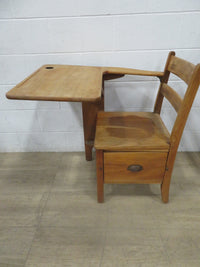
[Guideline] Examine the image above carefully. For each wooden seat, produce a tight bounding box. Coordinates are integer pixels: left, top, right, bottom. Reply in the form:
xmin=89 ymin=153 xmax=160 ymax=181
xmin=94 ymin=51 xmax=200 ymax=203
xmin=95 ymin=112 xmax=170 ymax=151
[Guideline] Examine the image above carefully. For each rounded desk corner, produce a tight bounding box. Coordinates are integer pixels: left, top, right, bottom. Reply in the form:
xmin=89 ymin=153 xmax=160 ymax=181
xmin=86 ymin=95 xmax=102 ymax=103
xmin=6 ymin=92 xmax=12 ymax=99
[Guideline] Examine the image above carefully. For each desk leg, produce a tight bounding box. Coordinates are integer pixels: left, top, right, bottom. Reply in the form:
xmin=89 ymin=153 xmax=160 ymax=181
xmin=82 ymin=96 xmax=104 ymax=161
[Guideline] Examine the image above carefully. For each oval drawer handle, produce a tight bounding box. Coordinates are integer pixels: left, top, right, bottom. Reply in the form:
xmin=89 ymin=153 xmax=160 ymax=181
xmin=127 ymin=164 xmax=143 ymax=172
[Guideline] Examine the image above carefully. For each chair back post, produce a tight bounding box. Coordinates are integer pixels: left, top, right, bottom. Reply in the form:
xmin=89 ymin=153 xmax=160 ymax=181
xmin=161 ymin=63 xmax=200 ymax=202
xmin=170 ymin=63 xmax=200 ymax=151
xmin=154 ymin=51 xmax=175 ymax=114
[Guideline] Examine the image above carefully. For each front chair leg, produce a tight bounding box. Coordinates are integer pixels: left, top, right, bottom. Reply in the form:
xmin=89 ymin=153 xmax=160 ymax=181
xmin=161 ymin=149 xmax=177 ymax=203
xmin=161 ymin=170 xmax=173 ymax=203
xmin=96 ymin=150 xmax=104 ymax=203
xmin=161 ymin=183 xmax=169 ymax=203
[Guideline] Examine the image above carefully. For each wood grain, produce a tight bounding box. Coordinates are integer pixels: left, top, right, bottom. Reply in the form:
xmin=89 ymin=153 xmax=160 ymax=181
xmin=5 ymin=51 xmax=200 ymax=203
xmin=102 ymin=67 xmax=164 ymax=78
xmin=6 ymin=65 xmax=103 ymax=102
xmin=94 ymin=112 xmax=170 ymax=152
xmin=161 ymin=63 xmax=200 ymax=202
xmin=154 ymin=51 xmax=176 ymax=114
xmin=94 ymin=52 xmax=200 ymax=203
xmin=82 ymin=98 xmax=104 ymax=161
xmin=104 ymin=152 xmax=168 ymax=184
xmin=168 ymin=56 xmax=195 ymax=85
xmin=6 ymin=65 xmax=163 ymax=102
xmin=160 ymin=83 xmax=182 ymax=113
xmin=96 ymin=150 xmax=104 ymax=203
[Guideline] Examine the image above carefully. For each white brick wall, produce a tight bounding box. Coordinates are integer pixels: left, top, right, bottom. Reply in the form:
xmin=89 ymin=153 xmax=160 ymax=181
xmin=0 ymin=0 xmax=200 ymax=152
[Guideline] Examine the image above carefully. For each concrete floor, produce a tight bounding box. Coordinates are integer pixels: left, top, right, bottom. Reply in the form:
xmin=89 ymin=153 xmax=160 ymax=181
xmin=0 ymin=152 xmax=200 ymax=266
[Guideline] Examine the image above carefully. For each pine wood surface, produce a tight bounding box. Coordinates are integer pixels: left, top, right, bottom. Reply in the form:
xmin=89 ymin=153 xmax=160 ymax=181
xmin=94 ymin=52 xmax=200 ymax=203
xmin=6 ymin=65 xmax=103 ymax=102
xmin=154 ymin=51 xmax=175 ymax=114
xmin=160 ymin=83 xmax=182 ymax=113
xmin=94 ymin=111 xmax=170 ymax=151
xmin=96 ymin=150 xmax=104 ymax=203
xmin=161 ymin=63 xmax=200 ymax=202
xmin=104 ymin=152 xmax=167 ymax=184
xmin=82 ymin=98 xmax=104 ymax=161
xmin=168 ymin=56 xmax=195 ymax=85
xmin=6 ymin=65 xmax=163 ymax=102
xmin=5 ymin=51 xmax=200 ymax=203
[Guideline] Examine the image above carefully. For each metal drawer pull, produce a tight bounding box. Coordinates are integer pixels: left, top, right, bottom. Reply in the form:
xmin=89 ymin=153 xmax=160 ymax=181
xmin=127 ymin=164 xmax=143 ymax=172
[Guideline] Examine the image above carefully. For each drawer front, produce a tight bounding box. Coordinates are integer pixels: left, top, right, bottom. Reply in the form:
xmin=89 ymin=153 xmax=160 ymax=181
xmin=104 ymin=152 xmax=167 ymax=184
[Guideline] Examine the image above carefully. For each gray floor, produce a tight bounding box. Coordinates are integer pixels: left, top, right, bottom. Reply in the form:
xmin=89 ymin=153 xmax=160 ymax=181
xmin=0 ymin=152 xmax=200 ymax=267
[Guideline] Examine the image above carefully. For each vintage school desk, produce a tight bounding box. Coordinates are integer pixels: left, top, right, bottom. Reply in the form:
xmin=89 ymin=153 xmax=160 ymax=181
xmin=6 ymin=64 xmax=162 ymax=161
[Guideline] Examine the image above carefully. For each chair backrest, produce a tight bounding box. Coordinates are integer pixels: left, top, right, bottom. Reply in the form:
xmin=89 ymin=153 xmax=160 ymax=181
xmin=154 ymin=51 xmax=200 ymax=150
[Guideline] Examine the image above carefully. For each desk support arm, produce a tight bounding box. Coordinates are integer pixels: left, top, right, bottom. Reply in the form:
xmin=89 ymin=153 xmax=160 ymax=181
xmin=102 ymin=67 xmax=164 ymax=80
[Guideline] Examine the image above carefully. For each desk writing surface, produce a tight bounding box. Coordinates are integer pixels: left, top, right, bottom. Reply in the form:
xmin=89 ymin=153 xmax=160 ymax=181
xmin=6 ymin=64 xmax=163 ymax=102
xmin=6 ymin=65 xmax=103 ymax=102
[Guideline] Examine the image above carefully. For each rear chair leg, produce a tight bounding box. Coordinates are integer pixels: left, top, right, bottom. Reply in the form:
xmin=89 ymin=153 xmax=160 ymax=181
xmin=96 ymin=150 xmax=104 ymax=203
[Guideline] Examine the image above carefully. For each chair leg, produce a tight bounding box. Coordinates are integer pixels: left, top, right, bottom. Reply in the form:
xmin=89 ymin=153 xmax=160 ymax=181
xmin=85 ymin=144 xmax=93 ymax=161
xmin=161 ymin=184 xmax=169 ymax=203
xmin=161 ymin=148 xmax=177 ymax=203
xmin=161 ymin=170 xmax=173 ymax=203
xmin=82 ymin=96 xmax=104 ymax=161
xmin=96 ymin=150 xmax=104 ymax=203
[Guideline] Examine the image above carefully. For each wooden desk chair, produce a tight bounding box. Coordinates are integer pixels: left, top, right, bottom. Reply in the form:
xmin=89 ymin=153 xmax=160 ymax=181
xmin=94 ymin=51 xmax=200 ymax=203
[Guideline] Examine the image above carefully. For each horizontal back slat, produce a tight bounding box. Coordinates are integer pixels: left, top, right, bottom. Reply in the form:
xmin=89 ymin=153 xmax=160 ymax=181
xmin=168 ymin=56 xmax=195 ymax=84
xmin=161 ymin=83 xmax=183 ymax=113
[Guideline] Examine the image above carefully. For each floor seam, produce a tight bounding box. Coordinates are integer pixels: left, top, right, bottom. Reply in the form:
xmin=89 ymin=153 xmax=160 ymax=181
xmin=157 ymin=228 xmax=173 ymax=265
xmin=99 ymin=206 xmax=109 ymax=267
xmin=23 ymin=165 xmax=58 ymax=266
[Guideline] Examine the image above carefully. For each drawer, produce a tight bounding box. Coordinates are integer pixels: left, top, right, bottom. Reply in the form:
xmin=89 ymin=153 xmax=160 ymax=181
xmin=104 ymin=152 xmax=168 ymax=184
